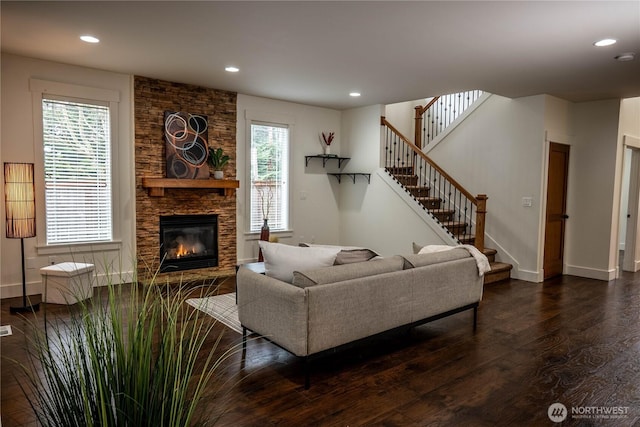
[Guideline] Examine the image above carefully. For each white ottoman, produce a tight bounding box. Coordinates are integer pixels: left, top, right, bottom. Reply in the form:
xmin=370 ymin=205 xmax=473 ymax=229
xmin=40 ymin=262 xmax=95 ymax=305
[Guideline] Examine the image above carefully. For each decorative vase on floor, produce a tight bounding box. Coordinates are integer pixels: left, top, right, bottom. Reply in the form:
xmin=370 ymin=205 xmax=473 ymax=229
xmin=258 ymin=218 xmax=270 ymax=262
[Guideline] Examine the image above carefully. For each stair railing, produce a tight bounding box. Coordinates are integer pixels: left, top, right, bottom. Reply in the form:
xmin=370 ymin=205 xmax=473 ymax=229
xmin=381 ymin=116 xmax=487 ymax=251
xmin=414 ymin=90 xmax=484 ymax=149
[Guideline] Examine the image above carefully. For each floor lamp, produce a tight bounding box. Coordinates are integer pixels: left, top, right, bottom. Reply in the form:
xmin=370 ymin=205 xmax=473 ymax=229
xmin=5 ymin=162 xmax=40 ymax=314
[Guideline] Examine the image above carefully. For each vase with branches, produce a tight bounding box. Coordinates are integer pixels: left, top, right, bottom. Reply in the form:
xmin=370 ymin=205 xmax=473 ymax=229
xmin=321 ymin=131 xmax=334 ymax=155
xmin=257 ymin=185 xmax=274 ymax=261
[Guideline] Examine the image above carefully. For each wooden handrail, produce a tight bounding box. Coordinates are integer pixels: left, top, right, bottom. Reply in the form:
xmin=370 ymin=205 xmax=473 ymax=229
xmin=381 ymin=116 xmax=413 ymax=146
xmin=382 ymin=116 xmax=487 ymax=252
xmin=414 ymin=96 xmax=440 ymax=149
xmin=415 ymin=96 xmax=440 ymax=117
xmin=382 ymin=116 xmax=478 ymax=204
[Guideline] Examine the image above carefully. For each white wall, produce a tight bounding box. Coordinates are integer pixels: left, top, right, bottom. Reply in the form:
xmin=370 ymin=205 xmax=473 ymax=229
xmin=235 ymin=94 xmax=343 ymax=263
xmin=338 ymin=104 xmax=452 ymax=256
xmin=426 ymin=95 xmax=546 ymax=281
xmin=384 ymin=99 xmax=423 ymax=140
xmin=564 ymin=99 xmax=621 ymax=280
xmin=1 ymin=54 xmax=136 ymax=297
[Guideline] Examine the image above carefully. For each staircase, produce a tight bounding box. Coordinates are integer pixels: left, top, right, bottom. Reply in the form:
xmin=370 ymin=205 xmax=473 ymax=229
xmin=387 ymin=166 xmax=512 ymax=284
xmin=382 ymin=109 xmax=512 ymax=285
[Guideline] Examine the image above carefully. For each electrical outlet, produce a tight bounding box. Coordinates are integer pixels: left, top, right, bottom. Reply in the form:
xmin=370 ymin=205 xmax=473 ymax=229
xmin=26 ymin=257 xmax=36 ymax=269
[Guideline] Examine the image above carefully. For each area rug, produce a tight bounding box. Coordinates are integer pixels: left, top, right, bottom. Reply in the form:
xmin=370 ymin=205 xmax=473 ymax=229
xmin=186 ymin=292 xmax=241 ymax=334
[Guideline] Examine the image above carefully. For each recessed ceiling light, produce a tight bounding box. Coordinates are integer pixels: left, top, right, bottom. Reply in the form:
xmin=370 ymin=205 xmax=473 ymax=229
xmin=594 ymin=38 xmax=616 ymax=47
xmin=80 ymin=35 xmax=100 ymax=43
xmin=225 ymin=66 xmax=240 ymax=73
xmin=349 ymin=92 xmax=361 ymax=97
xmin=615 ymin=52 xmax=636 ymax=62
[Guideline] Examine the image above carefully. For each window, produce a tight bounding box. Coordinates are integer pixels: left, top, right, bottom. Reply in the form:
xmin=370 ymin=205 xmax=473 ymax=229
xmin=249 ymin=122 xmax=290 ymax=232
xmin=42 ymin=98 xmax=113 ymax=244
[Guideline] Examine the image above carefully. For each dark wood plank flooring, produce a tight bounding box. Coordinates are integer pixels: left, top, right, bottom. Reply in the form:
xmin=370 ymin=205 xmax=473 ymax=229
xmin=2 ymin=271 xmax=640 ymax=426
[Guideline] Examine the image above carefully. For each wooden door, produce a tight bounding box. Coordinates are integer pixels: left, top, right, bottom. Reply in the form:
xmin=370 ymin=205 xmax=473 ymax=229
xmin=544 ymin=143 xmax=570 ymax=279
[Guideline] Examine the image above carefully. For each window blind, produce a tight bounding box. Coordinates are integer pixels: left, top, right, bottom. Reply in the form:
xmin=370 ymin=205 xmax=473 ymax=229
xmin=250 ymin=123 xmax=289 ymax=232
xmin=42 ymin=98 xmax=112 ymax=244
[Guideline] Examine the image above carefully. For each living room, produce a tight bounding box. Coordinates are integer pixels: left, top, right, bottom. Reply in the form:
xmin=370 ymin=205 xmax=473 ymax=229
xmin=1 ymin=1 xmax=640 ymax=425
xmin=2 ymin=1 xmax=640 ymax=295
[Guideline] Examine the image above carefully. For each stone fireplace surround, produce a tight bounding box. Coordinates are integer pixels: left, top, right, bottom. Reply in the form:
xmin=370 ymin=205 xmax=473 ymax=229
xmin=134 ymin=76 xmax=237 ymax=284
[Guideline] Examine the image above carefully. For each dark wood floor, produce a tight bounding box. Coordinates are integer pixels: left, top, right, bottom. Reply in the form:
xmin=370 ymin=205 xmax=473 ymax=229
xmin=2 ymin=271 xmax=640 ymax=426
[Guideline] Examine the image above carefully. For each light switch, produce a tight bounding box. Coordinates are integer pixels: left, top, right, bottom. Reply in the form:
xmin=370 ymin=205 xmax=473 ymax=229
xmin=522 ymin=197 xmax=533 ymax=207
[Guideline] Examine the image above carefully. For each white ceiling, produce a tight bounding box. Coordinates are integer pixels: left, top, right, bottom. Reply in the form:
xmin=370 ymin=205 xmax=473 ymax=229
xmin=2 ymin=1 xmax=640 ymax=110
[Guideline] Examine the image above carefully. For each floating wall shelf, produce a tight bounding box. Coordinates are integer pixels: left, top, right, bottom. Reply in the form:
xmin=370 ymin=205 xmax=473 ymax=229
xmin=305 ymin=154 xmax=351 ymax=168
xmin=304 ymin=154 xmax=370 ymax=185
xmin=328 ymin=173 xmax=372 ymax=184
xmin=141 ymin=178 xmax=239 ymax=197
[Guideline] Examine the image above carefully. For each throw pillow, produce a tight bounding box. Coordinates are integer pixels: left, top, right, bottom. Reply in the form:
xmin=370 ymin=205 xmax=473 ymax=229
xmin=402 ymin=247 xmax=470 ymax=268
xmin=334 ymin=248 xmax=379 ymax=265
xmin=299 ymin=243 xmax=379 ymax=265
xmin=258 ymin=241 xmax=339 ymax=283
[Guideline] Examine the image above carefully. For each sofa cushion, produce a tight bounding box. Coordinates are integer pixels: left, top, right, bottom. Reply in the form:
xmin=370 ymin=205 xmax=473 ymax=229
xmin=292 ymin=255 xmax=405 ymax=288
xmin=402 ymin=247 xmax=470 ymax=269
xmin=259 ymin=241 xmax=339 ymax=283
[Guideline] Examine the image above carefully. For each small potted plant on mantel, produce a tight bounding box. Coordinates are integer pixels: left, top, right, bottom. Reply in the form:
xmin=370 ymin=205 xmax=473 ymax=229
xmin=207 ymin=146 xmax=230 ymax=179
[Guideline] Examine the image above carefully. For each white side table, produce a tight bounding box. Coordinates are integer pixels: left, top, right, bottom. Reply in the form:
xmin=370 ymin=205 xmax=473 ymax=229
xmin=40 ymin=262 xmax=95 ymax=305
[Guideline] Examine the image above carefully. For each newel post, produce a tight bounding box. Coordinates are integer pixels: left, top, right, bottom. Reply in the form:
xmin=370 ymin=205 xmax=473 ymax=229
xmin=414 ymin=106 xmax=423 ymax=149
xmin=475 ymin=194 xmax=488 ymax=252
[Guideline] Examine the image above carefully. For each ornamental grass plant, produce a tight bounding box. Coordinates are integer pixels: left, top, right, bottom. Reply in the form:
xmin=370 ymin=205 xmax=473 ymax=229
xmin=10 ymin=265 xmax=239 ymax=427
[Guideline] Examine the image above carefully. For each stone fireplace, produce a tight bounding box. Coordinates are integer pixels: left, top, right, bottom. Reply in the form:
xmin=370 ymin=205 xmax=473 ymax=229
xmin=134 ymin=76 xmax=237 ymax=283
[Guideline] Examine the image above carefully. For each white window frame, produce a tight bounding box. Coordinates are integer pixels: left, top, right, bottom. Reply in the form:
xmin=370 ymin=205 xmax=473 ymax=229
xmin=244 ymin=110 xmax=294 ymax=236
xmin=30 ymin=79 xmax=121 ymax=253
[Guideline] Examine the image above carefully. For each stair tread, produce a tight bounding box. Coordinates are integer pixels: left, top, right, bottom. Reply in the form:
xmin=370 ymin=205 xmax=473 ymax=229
xmin=483 ymin=248 xmax=497 ymax=256
xmin=442 ymin=220 xmax=467 ymax=226
xmin=430 ymin=208 xmax=455 ymax=214
xmin=488 ymin=262 xmax=513 ymax=272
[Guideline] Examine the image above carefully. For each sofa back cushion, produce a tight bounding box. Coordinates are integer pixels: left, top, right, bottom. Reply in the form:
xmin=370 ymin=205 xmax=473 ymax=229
xmin=402 ymin=247 xmax=470 ymax=269
xmin=292 ymin=255 xmax=404 ymax=288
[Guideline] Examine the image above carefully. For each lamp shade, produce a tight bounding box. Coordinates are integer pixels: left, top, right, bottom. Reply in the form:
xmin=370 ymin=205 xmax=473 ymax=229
xmin=4 ymin=162 xmax=36 ymax=239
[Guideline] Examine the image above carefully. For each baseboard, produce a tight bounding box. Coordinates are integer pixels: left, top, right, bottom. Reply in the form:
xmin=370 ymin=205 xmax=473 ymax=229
xmin=564 ymin=264 xmax=617 ymax=281
xmin=0 ymin=270 xmax=135 ymax=300
xmin=622 ymin=259 xmax=640 ymax=273
xmin=511 ymin=269 xmax=541 ymax=283
xmin=0 ymin=281 xmax=43 ymax=300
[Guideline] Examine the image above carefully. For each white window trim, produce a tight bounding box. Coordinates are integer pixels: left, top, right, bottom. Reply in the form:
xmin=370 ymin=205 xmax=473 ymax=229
xmin=244 ymin=109 xmax=295 ymax=236
xmin=30 ymin=78 xmax=121 ymax=254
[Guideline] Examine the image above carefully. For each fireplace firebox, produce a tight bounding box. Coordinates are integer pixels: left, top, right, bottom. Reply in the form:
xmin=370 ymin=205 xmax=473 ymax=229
xmin=159 ymin=214 xmax=218 ymax=272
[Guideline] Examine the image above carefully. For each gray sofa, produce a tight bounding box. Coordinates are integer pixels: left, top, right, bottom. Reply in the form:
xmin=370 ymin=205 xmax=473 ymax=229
xmin=237 ymin=247 xmax=484 ymax=388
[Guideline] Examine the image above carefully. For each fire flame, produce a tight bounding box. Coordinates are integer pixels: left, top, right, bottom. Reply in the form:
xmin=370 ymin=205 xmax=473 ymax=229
xmin=176 ymin=243 xmax=194 ymax=258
